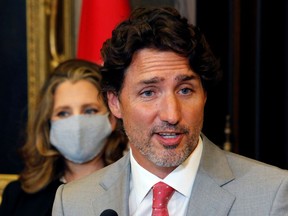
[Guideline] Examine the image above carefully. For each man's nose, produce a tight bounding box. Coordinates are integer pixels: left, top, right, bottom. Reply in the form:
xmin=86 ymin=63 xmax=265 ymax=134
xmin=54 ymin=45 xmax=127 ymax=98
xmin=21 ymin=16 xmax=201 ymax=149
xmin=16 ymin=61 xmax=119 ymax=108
xmin=158 ymin=93 xmax=181 ymax=125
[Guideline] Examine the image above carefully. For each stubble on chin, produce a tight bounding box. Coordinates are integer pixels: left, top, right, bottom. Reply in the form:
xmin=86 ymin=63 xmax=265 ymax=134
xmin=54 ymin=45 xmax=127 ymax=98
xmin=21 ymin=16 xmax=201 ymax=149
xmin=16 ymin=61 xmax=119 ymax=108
xmin=147 ymin=133 xmax=199 ymax=167
xmin=130 ymin=127 xmax=201 ymax=168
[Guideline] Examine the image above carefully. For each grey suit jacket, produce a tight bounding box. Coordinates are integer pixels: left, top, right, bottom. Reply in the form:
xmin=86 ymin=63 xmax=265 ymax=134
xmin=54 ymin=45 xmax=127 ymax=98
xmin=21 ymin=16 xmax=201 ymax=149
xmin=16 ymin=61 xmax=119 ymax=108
xmin=52 ymin=134 xmax=288 ymax=216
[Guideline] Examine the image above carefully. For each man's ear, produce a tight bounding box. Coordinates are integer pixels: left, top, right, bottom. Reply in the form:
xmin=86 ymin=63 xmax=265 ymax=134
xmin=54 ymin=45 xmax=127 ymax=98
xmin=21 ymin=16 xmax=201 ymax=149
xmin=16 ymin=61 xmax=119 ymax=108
xmin=108 ymin=113 xmax=117 ymax=131
xmin=204 ymin=90 xmax=207 ymax=104
xmin=107 ymin=91 xmax=122 ymax=119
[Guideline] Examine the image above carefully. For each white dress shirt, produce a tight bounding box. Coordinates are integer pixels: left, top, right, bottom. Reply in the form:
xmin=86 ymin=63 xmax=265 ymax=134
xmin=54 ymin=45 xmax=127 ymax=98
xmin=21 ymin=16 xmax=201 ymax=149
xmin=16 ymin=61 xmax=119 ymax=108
xmin=129 ymin=137 xmax=203 ymax=216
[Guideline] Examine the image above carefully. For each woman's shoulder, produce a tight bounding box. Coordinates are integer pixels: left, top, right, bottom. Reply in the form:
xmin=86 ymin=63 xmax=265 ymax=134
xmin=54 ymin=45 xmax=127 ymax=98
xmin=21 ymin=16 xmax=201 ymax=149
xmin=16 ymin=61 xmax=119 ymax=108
xmin=2 ymin=180 xmax=22 ymax=196
xmin=0 ymin=179 xmax=63 ymax=216
xmin=0 ymin=180 xmax=22 ymax=215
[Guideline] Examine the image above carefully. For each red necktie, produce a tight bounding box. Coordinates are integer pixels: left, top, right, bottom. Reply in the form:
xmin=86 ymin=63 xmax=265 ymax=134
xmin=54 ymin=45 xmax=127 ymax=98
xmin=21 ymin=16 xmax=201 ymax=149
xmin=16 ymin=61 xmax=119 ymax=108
xmin=152 ymin=182 xmax=175 ymax=216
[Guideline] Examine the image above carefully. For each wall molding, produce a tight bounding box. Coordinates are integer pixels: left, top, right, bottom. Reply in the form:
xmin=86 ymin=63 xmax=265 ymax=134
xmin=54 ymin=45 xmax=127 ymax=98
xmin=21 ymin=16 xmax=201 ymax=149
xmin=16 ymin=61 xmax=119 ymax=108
xmin=26 ymin=0 xmax=75 ymax=119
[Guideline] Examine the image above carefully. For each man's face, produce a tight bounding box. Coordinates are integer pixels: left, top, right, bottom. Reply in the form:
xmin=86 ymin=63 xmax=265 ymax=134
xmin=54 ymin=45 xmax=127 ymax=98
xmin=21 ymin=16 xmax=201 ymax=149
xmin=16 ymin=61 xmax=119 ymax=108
xmin=108 ymin=48 xmax=207 ymax=176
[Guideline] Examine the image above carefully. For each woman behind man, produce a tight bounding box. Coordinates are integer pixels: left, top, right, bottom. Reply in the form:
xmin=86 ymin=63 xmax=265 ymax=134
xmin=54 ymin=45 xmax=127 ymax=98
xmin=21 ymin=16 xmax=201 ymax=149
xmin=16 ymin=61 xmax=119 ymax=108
xmin=0 ymin=59 xmax=127 ymax=216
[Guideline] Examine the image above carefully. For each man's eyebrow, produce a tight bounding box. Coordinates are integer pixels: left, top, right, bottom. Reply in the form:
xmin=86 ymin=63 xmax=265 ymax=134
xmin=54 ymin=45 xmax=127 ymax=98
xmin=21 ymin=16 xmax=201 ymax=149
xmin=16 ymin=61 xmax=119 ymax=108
xmin=138 ymin=74 xmax=197 ymax=85
xmin=140 ymin=77 xmax=164 ymax=84
xmin=175 ymin=74 xmax=197 ymax=82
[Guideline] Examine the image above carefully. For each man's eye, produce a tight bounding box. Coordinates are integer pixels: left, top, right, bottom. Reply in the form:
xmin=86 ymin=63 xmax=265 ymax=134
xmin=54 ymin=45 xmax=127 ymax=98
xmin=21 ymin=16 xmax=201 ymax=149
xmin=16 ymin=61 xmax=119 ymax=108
xmin=84 ymin=108 xmax=98 ymax=115
xmin=179 ymin=88 xmax=192 ymax=95
xmin=140 ymin=90 xmax=154 ymax=97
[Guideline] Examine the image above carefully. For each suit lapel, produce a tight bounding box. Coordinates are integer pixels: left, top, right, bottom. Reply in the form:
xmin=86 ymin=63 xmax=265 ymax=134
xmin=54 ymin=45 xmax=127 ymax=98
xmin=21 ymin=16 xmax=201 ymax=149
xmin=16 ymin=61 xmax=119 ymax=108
xmin=91 ymin=154 xmax=131 ymax=215
xmin=186 ymin=134 xmax=236 ymax=215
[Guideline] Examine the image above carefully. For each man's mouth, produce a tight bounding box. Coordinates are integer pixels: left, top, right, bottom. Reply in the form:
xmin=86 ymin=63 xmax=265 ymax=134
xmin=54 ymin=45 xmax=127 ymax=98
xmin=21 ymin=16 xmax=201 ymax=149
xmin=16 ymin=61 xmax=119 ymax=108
xmin=155 ymin=132 xmax=184 ymax=146
xmin=158 ymin=132 xmax=179 ymax=138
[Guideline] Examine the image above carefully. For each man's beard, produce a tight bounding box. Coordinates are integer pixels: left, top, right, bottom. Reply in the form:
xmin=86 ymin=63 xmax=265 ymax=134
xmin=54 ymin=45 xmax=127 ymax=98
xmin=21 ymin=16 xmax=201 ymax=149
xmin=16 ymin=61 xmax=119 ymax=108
xmin=126 ymin=122 xmax=202 ymax=167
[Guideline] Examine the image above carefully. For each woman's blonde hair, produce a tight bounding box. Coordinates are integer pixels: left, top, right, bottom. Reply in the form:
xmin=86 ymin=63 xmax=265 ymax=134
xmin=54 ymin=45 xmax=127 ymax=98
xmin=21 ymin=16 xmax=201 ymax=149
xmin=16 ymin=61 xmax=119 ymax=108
xmin=20 ymin=59 xmax=127 ymax=193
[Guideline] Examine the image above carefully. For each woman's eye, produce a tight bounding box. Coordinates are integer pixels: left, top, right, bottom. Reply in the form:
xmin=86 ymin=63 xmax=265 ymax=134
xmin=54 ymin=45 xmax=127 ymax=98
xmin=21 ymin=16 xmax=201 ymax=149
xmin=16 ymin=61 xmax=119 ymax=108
xmin=179 ymin=87 xmax=192 ymax=95
xmin=57 ymin=111 xmax=70 ymax=118
xmin=84 ymin=108 xmax=98 ymax=115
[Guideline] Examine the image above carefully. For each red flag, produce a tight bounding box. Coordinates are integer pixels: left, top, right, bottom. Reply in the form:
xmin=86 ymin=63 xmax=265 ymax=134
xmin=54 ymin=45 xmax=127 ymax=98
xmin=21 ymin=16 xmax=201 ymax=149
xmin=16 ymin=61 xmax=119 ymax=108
xmin=77 ymin=0 xmax=130 ymax=64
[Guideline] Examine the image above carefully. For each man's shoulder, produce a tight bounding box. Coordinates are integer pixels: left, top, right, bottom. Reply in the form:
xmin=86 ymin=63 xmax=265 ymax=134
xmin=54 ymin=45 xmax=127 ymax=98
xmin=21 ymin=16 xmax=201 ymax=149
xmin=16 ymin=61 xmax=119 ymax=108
xmin=62 ymin=153 xmax=130 ymax=193
xmin=52 ymin=154 xmax=131 ymax=215
xmin=202 ymin=134 xmax=288 ymax=174
xmin=187 ymin=136 xmax=288 ymax=215
xmin=225 ymin=150 xmax=288 ymax=178
xmin=201 ymin=134 xmax=288 ymax=183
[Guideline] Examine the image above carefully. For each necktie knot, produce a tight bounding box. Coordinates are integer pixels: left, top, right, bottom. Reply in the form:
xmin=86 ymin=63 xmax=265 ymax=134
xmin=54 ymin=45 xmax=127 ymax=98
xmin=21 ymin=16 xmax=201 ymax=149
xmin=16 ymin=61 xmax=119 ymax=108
xmin=152 ymin=182 xmax=175 ymax=216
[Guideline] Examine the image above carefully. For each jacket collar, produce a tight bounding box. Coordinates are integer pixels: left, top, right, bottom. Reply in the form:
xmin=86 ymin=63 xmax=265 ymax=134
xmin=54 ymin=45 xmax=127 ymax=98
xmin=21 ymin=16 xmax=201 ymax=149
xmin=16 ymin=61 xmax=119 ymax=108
xmin=92 ymin=154 xmax=131 ymax=215
xmin=186 ymin=134 xmax=236 ymax=215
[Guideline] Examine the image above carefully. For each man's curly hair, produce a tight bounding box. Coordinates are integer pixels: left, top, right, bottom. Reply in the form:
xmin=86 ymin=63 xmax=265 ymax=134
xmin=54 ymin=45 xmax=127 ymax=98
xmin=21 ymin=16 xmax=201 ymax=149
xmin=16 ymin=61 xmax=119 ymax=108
xmin=101 ymin=7 xmax=222 ymax=98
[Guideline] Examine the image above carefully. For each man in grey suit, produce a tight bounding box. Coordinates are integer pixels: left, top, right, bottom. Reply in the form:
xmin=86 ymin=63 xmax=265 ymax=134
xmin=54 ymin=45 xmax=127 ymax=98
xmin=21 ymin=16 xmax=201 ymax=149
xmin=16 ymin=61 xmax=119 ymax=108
xmin=52 ymin=7 xmax=288 ymax=216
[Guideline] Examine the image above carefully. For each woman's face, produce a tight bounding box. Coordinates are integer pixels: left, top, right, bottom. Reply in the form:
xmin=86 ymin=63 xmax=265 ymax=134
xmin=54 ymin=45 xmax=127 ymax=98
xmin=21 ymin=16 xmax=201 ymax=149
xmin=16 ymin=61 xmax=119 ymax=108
xmin=51 ymin=80 xmax=108 ymax=120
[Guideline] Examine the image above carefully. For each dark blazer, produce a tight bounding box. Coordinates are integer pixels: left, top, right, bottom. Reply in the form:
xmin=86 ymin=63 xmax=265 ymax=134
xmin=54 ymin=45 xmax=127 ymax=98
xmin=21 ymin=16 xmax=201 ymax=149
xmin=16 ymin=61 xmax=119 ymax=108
xmin=0 ymin=179 xmax=62 ymax=216
xmin=52 ymin=134 xmax=288 ymax=216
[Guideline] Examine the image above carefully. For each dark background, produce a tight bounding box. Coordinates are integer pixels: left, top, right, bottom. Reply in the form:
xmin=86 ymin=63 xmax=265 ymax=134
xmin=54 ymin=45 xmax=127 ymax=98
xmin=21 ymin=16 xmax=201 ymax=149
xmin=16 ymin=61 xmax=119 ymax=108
xmin=197 ymin=0 xmax=288 ymax=169
xmin=0 ymin=0 xmax=287 ymax=174
xmin=0 ymin=0 xmax=27 ymax=173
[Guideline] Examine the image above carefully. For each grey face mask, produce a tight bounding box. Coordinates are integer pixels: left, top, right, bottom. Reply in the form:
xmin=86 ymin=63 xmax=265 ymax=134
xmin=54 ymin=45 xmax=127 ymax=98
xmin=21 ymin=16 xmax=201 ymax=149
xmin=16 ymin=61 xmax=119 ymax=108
xmin=50 ymin=113 xmax=112 ymax=164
